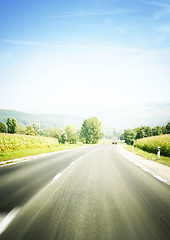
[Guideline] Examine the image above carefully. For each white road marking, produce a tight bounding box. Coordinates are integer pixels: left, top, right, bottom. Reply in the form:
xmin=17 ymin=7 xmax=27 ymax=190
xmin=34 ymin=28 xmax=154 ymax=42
xmin=53 ymin=173 xmax=63 ymax=181
xmin=31 ymin=152 xmax=90 ymax=202
xmin=153 ymin=176 xmax=167 ymax=183
xmin=141 ymin=168 xmax=151 ymax=173
xmin=134 ymin=162 xmax=141 ymax=167
xmin=70 ymin=161 xmax=76 ymax=166
xmin=0 ymin=149 xmax=96 ymax=234
xmin=51 ymin=154 xmax=88 ymax=183
xmin=116 ymin=145 xmax=168 ymax=184
xmin=0 ymin=208 xmax=20 ymax=235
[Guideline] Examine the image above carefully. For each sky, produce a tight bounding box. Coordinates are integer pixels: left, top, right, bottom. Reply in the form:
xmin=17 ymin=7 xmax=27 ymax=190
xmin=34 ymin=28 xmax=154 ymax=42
xmin=0 ymin=0 xmax=170 ymax=117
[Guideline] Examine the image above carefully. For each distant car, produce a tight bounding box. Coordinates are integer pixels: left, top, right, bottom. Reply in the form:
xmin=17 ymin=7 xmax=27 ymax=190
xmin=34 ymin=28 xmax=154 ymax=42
xmin=112 ymin=141 xmax=117 ymax=144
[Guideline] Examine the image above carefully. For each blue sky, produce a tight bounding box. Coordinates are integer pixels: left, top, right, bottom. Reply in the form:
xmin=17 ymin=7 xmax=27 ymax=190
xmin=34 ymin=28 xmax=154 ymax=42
xmin=0 ymin=0 xmax=170 ymax=116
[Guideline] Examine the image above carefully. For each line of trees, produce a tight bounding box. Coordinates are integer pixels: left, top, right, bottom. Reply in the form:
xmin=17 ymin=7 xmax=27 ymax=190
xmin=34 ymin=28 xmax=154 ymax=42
xmin=0 ymin=116 xmax=104 ymax=144
xmin=0 ymin=118 xmax=42 ymax=136
xmin=120 ymin=122 xmax=170 ymax=145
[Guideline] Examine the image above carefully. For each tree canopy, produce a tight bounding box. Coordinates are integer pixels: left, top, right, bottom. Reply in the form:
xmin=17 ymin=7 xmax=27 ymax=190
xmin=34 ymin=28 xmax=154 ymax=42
xmin=65 ymin=125 xmax=79 ymax=144
xmin=80 ymin=117 xmax=103 ymax=144
xmin=6 ymin=118 xmax=17 ymax=133
xmin=0 ymin=122 xmax=6 ymax=133
xmin=122 ymin=129 xmax=136 ymax=145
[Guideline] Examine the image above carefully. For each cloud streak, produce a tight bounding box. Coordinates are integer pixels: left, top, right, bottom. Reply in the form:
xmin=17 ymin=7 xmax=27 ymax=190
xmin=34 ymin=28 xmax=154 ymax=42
xmin=3 ymin=39 xmax=144 ymax=53
xmin=3 ymin=39 xmax=46 ymax=46
xmin=142 ymin=1 xmax=170 ymax=19
xmin=142 ymin=1 xmax=170 ymax=8
xmin=49 ymin=9 xmax=134 ymax=18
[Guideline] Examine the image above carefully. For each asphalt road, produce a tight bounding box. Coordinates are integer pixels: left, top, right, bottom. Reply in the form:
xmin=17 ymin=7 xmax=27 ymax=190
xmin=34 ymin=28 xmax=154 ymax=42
xmin=0 ymin=145 xmax=170 ymax=240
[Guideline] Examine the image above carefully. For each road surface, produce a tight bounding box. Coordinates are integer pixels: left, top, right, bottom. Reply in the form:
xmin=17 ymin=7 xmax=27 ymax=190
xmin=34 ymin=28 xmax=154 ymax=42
xmin=0 ymin=145 xmax=170 ymax=240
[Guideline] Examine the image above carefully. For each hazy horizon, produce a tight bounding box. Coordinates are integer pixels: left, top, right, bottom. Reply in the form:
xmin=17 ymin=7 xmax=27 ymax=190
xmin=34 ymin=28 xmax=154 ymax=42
xmin=1 ymin=101 xmax=170 ymax=133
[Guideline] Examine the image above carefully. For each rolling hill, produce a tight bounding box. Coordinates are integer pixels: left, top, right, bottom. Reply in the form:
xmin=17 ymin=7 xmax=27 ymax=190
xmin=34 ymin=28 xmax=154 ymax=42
xmin=0 ymin=109 xmax=84 ymax=129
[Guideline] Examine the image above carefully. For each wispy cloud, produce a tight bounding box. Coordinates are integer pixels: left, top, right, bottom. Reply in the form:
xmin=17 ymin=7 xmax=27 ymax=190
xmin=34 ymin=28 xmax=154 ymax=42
xmin=3 ymin=39 xmax=144 ymax=53
xmin=5 ymin=38 xmax=170 ymax=55
xmin=142 ymin=1 xmax=170 ymax=8
xmin=142 ymin=1 xmax=170 ymax=18
xmin=3 ymin=39 xmax=170 ymax=56
xmin=3 ymin=39 xmax=46 ymax=46
xmin=49 ymin=9 xmax=133 ymax=18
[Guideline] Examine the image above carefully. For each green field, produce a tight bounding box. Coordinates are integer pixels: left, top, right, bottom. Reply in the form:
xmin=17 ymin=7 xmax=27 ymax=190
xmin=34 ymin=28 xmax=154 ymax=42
xmin=125 ymin=134 xmax=170 ymax=167
xmin=135 ymin=134 xmax=170 ymax=157
xmin=0 ymin=133 xmax=84 ymax=162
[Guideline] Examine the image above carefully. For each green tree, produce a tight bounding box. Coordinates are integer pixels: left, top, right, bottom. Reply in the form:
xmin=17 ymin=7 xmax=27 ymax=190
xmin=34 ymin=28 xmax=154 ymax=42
xmin=58 ymin=130 xmax=67 ymax=144
xmin=145 ymin=126 xmax=152 ymax=137
xmin=6 ymin=118 xmax=13 ymax=133
xmin=123 ymin=129 xmax=136 ymax=145
xmin=76 ymin=129 xmax=81 ymax=139
xmin=166 ymin=122 xmax=170 ymax=134
xmin=65 ymin=125 xmax=79 ymax=144
xmin=120 ymin=133 xmax=124 ymax=141
xmin=33 ymin=123 xmax=40 ymax=135
xmin=17 ymin=123 xmax=26 ymax=135
xmin=44 ymin=127 xmax=58 ymax=138
xmin=26 ymin=126 xmax=34 ymax=135
xmin=65 ymin=125 xmax=75 ymax=141
xmin=70 ymin=135 xmax=79 ymax=144
xmin=135 ymin=127 xmax=146 ymax=139
xmin=12 ymin=118 xmax=17 ymax=133
xmin=0 ymin=122 xmax=7 ymax=133
xmin=80 ymin=117 xmax=103 ymax=144
xmin=161 ymin=126 xmax=167 ymax=134
xmin=152 ymin=126 xmax=162 ymax=136
xmin=6 ymin=118 xmax=17 ymax=133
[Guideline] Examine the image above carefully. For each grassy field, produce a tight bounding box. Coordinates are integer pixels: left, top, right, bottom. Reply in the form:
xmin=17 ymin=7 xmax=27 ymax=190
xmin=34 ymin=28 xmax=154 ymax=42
xmin=0 ymin=133 xmax=84 ymax=162
xmin=124 ymin=134 xmax=170 ymax=167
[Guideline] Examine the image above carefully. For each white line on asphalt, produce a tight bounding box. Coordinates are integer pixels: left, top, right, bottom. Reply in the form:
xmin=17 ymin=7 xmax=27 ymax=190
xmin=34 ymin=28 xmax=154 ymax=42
xmin=134 ymin=162 xmax=141 ymax=167
xmin=51 ymin=154 xmax=88 ymax=184
xmin=0 ymin=207 xmax=20 ymax=235
xmin=70 ymin=161 xmax=76 ymax=166
xmin=153 ymin=176 xmax=167 ymax=183
xmin=141 ymin=167 xmax=151 ymax=173
xmin=116 ymin=145 xmax=168 ymax=185
xmin=52 ymin=173 xmax=63 ymax=181
xmin=30 ymin=152 xmax=90 ymax=203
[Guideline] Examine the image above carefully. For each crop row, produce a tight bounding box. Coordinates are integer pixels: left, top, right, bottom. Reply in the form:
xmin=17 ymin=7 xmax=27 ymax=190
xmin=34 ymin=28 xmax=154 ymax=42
xmin=135 ymin=134 xmax=170 ymax=157
xmin=0 ymin=133 xmax=59 ymax=152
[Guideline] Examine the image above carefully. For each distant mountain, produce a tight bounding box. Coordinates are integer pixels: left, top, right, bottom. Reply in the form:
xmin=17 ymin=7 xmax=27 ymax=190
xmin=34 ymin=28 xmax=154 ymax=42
xmin=0 ymin=109 xmax=84 ymax=129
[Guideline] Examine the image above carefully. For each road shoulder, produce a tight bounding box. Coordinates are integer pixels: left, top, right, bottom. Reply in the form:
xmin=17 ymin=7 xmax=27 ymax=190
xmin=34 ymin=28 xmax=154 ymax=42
xmin=117 ymin=144 xmax=170 ymax=185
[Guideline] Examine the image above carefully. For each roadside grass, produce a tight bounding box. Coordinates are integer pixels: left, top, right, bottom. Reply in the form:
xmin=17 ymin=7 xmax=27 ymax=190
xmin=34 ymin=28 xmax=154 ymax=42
xmin=124 ymin=144 xmax=170 ymax=167
xmin=0 ymin=143 xmax=84 ymax=162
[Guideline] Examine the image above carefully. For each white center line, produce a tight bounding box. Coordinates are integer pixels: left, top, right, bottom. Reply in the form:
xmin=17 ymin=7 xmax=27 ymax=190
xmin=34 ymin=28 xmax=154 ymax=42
xmin=0 ymin=207 xmax=20 ymax=235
